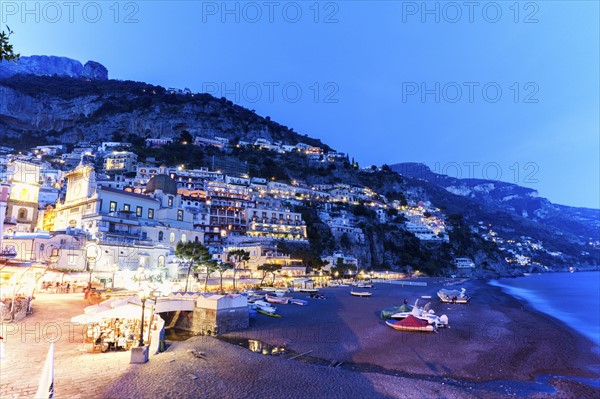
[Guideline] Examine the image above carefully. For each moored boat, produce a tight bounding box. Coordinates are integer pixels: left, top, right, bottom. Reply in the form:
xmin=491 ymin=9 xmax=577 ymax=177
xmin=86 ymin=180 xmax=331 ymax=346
xmin=437 ymin=288 xmax=470 ymax=304
xmin=265 ymin=295 xmax=290 ymax=304
xmin=385 ymin=315 xmax=437 ymax=332
xmin=350 ymin=291 xmax=372 ymax=297
xmin=390 ymin=300 xmax=448 ymax=327
xmin=298 ymin=288 xmax=319 ymax=294
xmin=257 ymin=308 xmax=282 ymax=318
xmin=289 ymin=298 xmax=308 ymax=306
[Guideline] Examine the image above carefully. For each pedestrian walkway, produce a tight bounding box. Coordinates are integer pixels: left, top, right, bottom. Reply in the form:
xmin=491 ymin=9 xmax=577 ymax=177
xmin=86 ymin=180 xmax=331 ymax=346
xmin=0 ymin=293 xmax=132 ymax=398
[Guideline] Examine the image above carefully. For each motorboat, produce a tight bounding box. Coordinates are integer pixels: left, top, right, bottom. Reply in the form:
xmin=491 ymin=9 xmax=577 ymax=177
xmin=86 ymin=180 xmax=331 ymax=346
xmin=357 ymin=283 xmax=374 ymax=288
xmin=385 ymin=315 xmax=437 ymax=332
xmin=350 ymin=291 xmax=372 ymax=297
xmin=390 ymin=300 xmax=448 ymax=327
xmin=254 ymin=300 xmax=277 ymax=313
xmin=437 ymin=288 xmax=470 ymax=304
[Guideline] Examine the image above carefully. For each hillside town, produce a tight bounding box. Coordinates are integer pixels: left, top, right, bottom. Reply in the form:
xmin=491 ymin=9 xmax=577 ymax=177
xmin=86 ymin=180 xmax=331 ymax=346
xmin=0 ymin=137 xmax=461 ymax=307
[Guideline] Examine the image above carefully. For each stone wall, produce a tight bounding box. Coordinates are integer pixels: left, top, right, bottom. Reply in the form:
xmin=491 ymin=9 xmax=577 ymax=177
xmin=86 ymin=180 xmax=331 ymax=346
xmin=174 ymin=306 xmax=249 ymax=335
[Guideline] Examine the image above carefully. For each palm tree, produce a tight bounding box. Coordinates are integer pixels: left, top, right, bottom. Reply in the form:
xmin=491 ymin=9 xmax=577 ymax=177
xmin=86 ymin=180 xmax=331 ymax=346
xmin=226 ymin=249 xmax=250 ymax=291
xmin=215 ymin=262 xmax=234 ymax=294
xmin=175 ymin=241 xmax=211 ymax=292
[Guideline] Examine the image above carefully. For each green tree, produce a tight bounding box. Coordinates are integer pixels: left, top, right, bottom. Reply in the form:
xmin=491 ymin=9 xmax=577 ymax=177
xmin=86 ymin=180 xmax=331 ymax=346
xmin=215 ymin=262 xmax=233 ymax=294
xmin=0 ymin=26 xmax=20 ymax=63
xmin=257 ymin=263 xmax=282 ymax=286
xmin=226 ymin=249 xmax=250 ymax=291
xmin=203 ymin=260 xmax=219 ymax=293
xmin=175 ymin=241 xmax=211 ymax=292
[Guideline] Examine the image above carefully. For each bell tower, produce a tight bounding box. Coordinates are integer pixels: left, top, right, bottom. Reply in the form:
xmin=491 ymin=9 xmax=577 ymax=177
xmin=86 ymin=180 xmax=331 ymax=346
xmin=5 ymin=160 xmax=41 ymax=232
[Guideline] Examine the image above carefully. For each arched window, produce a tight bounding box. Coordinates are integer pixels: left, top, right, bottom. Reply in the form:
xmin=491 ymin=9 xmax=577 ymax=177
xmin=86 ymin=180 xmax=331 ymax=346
xmin=194 ymin=236 xmax=199 ymax=243
xmin=170 ymin=232 xmax=175 ymax=243
xmin=181 ymin=234 xmax=187 ymax=243
xmin=158 ymin=231 xmax=164 ymax=242
xmin=158 ymin=255 xmax=165 ymax=268
xmin=18 ymin=208 xmax=27 ymax=220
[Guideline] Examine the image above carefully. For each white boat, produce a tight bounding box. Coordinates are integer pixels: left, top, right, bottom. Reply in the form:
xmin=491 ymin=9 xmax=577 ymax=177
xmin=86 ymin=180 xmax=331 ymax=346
xmin=254 ymin=300 xmax=277 ymax=314
xmin=437 ymin=288 xmax=470 ymax=304
xmin=357 ymin=283 xmax=374 ymax=288
xmin=390 ymin=300 xmax=448 ymax=327
xmin=350 ymin=291 xmax=372 ymax=297
xmin=289 ymin=298 xmax=308 ymax=306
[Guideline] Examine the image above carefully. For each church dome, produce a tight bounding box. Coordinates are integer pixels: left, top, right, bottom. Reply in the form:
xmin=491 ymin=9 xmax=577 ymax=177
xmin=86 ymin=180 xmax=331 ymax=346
xmin=145 ymin=174 xmax=178 ymax=195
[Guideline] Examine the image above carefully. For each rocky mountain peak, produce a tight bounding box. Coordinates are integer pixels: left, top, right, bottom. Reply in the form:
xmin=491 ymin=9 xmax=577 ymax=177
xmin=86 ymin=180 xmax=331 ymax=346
xmin=0 ymin=55 xmax=108 ymax=80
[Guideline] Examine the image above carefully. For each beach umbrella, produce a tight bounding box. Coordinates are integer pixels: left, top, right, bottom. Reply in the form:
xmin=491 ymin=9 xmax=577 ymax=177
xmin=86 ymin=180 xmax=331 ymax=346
xmin=92 ymin=303 xmax=149 ymax=320
xmin=83 ymin=304 xmax=112 ymax=315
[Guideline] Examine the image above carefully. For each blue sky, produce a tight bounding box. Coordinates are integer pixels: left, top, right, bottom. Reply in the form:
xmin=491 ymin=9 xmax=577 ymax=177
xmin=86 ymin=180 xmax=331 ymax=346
xmin=2 ymin=1 xmax=599 ymax=208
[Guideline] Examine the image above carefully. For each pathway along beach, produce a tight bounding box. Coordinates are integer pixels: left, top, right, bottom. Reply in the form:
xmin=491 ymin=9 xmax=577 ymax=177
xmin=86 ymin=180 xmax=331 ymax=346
xmin=104 ymin=279 xmax=600 ymax=399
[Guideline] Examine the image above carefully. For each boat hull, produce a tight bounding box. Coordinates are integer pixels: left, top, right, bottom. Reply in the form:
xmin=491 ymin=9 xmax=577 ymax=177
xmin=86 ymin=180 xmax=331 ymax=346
xmin=385 ymin=320 xmax=435 ymax=332
xmin=257 ymin=309 xmax=282 ymax=318
xmin=350 ymin=291 xmax=372 ymax=297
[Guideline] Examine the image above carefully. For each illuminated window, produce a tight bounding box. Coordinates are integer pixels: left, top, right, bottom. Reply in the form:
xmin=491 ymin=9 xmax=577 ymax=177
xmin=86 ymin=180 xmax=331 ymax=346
xmin=109 ymin=201 xmax=117 ymax=212
xmin=148 ymin=208 xmax=154 ymax=219
xmin=123 ymin=204 xmax=130 ymax=211
xmin=136 ymin=206 xmax=142 ymax=217
xmin=177 ymin=210 xmax=184 ymax=221
xmin=181 ymin=234 xmax=187 ymax=243
xmin=169 ymin=232 xmax=175 ymax=243
xmin=168 ymin=197 xmax=174 ymax=207
xmin=158 ymin=255 xmax=165 ymax=268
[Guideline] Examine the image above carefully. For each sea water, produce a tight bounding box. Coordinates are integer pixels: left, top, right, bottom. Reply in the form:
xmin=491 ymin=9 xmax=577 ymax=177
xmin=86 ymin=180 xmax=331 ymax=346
xmin=490 ymin=271 xmax=600 ymax=350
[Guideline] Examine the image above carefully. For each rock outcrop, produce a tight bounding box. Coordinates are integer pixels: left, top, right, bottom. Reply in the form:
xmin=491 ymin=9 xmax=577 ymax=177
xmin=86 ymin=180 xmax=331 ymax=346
xmin=82 ymin=61 xmax=108 ymax=80
xmin=0 ymin=55 xmax=107 ymax=80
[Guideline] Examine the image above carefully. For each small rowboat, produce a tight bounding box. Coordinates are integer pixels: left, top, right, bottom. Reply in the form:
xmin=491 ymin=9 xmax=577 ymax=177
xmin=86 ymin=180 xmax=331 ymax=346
xmin=350 ymin=291 xmax=372 ymax=297
xmin=289 ymin=298 xmax=308 ymax=306
xmin=265 ymin=295 xmax=290 ymax=305
xmin=298 ymin=288 xmax=319 ymax=294
xmin=385 ymin=315 xmax=436 ymax=332
xmin=257 ymin=309 xmax=282 ymax=318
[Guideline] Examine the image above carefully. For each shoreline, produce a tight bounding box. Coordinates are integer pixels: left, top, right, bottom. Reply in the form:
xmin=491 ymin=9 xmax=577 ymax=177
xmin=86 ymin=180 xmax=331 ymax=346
xmin=487 ymin=276 xmax=600 ymax=356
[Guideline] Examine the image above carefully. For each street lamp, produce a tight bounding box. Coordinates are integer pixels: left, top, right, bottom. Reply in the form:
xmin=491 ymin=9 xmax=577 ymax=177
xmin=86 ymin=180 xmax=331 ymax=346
xmin=138 ymin=288 xmax=150 ymax=347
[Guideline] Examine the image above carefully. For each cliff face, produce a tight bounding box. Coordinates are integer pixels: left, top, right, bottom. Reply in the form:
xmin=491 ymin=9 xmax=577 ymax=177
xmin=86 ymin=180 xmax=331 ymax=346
xmin=0 ymin=73 xmax=328 ymax=150
xmin=0 ymin=55 xmax=108 ymax=80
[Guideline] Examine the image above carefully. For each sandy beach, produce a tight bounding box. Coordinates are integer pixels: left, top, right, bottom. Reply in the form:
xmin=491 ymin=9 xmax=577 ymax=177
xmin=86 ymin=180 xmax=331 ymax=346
xmin=105 ymin=279 xmax=600 ymax=398
xmin=2 ymin=280 xmax=599 ymax=398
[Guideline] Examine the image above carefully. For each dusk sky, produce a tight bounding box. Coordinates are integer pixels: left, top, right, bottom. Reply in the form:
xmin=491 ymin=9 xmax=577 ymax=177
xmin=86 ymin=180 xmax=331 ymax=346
xmin=3 ymin=1 xmax=599 ymax=208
